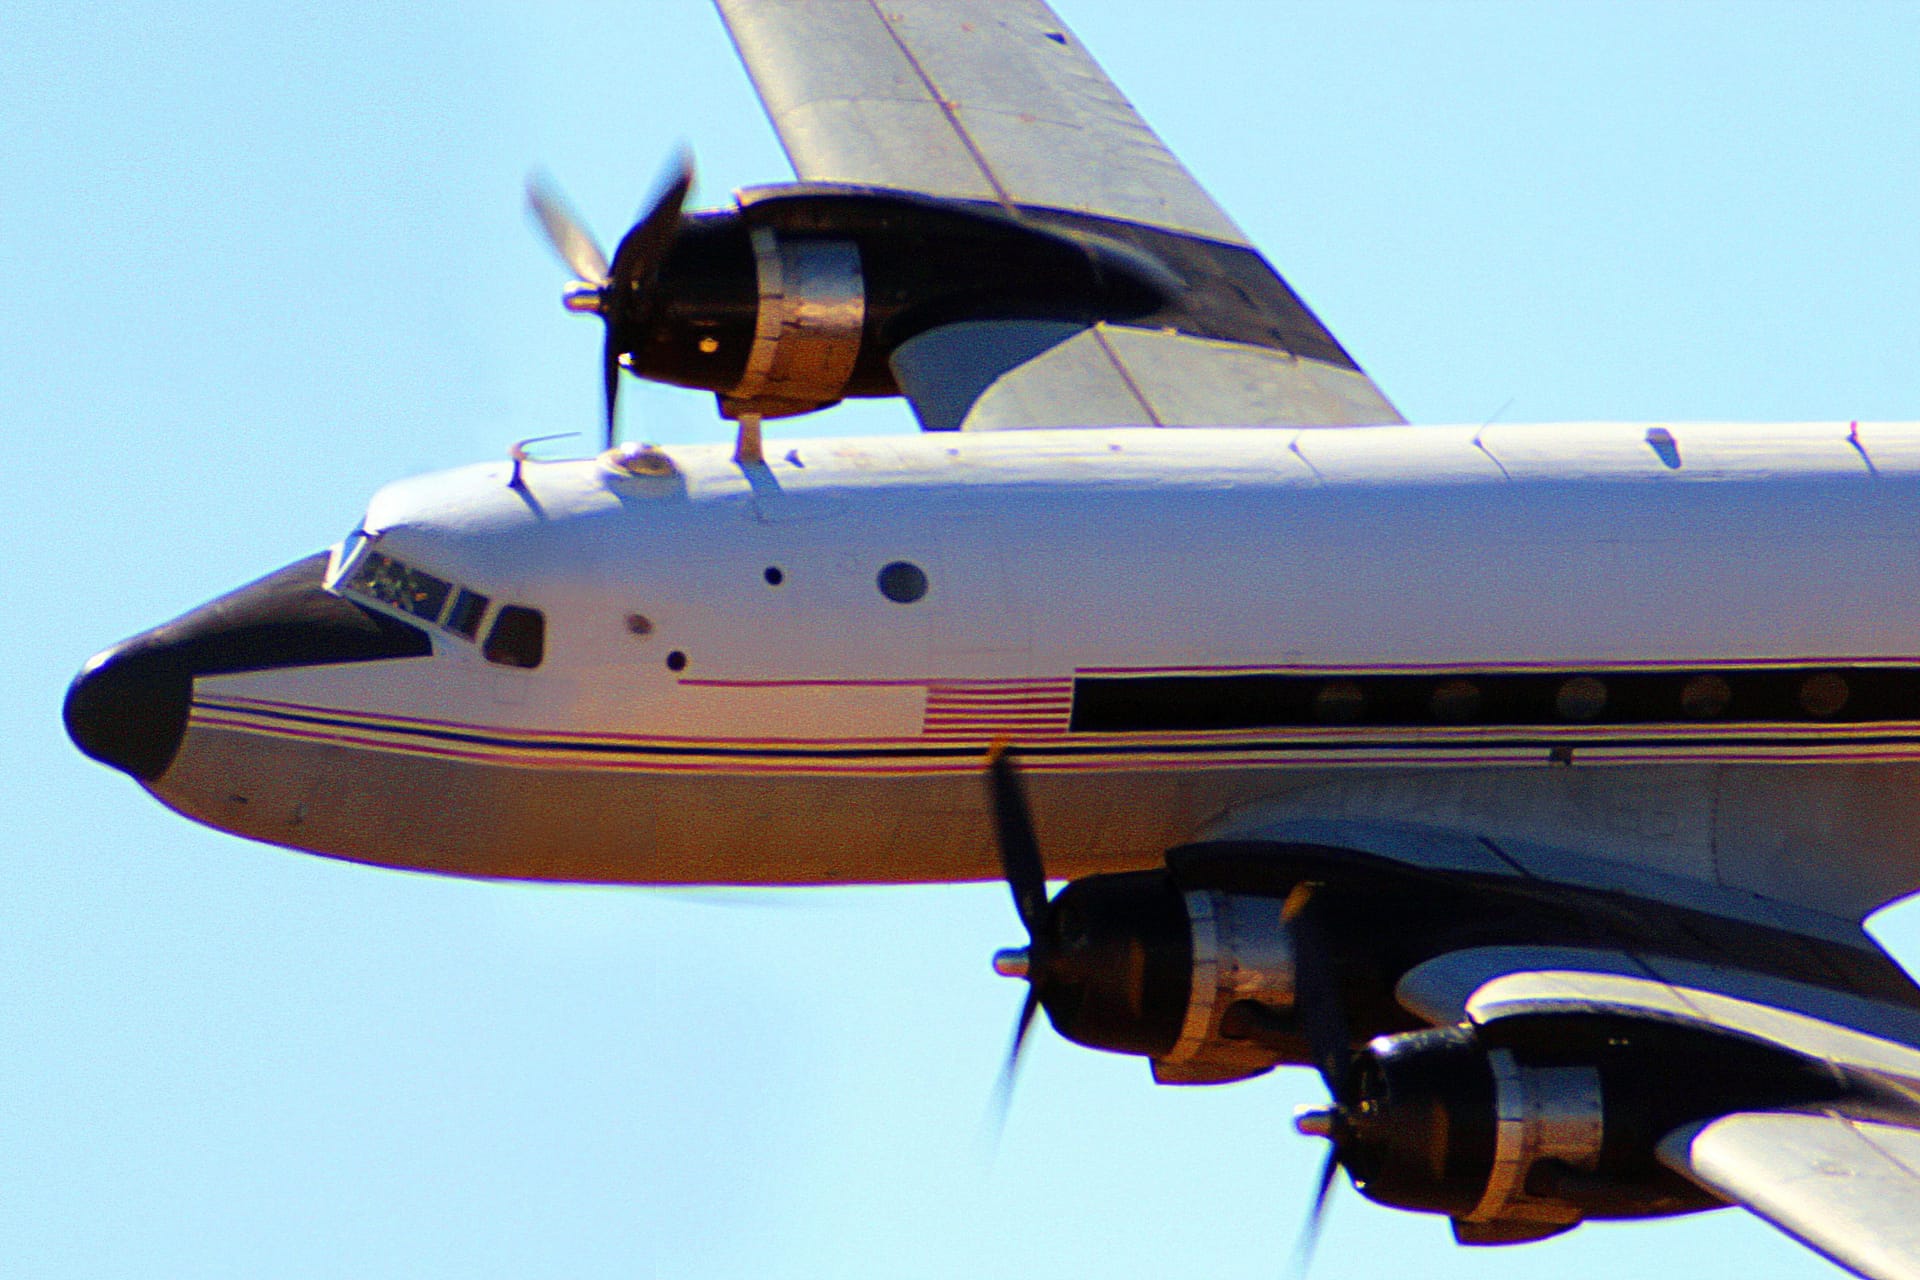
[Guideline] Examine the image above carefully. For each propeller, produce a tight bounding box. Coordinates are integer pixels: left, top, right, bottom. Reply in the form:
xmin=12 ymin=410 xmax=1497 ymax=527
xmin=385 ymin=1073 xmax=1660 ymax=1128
xmin=526 ymin=149 xmax=695 ymax=449
xmin=1282 ymin=880 xmax=1355 ymax=1274
xmin=983 ymin=739 xmax=1050 ymax=1142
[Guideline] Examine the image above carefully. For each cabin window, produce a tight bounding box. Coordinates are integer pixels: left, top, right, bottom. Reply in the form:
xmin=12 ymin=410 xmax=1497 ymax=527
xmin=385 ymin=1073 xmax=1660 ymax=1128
xmin=1313 ymin=680 xmax=1365 ymax=724
xmin=1555 ymin=676 xmax=1608 ymax=721
xmin=1800 ymin=672 xmax=1850 ymax=717
xmin=484 ymin=605 xmax=546 ymax=669
xmin=1680 ymin=674 xmax=1732 ymax=718
xmin=1429 ymin=678 xmax=1482 ymax=723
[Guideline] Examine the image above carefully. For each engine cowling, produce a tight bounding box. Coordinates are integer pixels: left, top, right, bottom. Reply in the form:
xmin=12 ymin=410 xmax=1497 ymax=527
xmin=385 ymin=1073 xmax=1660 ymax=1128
xmin=1320 ymin=1019 xmax=1849 ymax=1242
xmin=610 ymin=185 xmax=1186 ymax=422
xmin=1020 ymin=872 xmax=1311 ymax=1083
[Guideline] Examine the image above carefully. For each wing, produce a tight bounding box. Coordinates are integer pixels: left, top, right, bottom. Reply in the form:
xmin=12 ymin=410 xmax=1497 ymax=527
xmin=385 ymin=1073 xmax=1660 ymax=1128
xmin=1163 ymin=832 xmax=1920 ymax=1273
xmin=712 ymin=0 xmax=1403 ymax=430
xmin=1661 ymin=1112 xmax=1920 ymax=1280
xmin=713 ymin=0 xmax=1242 ymax=241
xmin=1434 ymin=959 xmax=1920 ymax=1280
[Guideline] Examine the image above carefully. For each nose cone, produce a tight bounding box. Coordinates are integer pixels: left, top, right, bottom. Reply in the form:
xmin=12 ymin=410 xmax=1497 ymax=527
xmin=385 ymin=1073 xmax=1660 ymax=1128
xmin=64 ymin=551 xmax=433 ymax=782
xmin=64 ymin=648 xmax=193 ymax=781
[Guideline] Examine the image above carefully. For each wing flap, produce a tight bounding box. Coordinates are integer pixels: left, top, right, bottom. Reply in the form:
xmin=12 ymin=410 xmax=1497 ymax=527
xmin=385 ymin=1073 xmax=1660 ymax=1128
xmin=1660 ymin=1111 xmax=1920 ymax=1280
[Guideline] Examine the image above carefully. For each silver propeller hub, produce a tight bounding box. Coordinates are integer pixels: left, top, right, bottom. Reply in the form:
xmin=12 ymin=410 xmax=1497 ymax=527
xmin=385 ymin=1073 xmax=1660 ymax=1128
xmin=1294 ymin=1104 xmax=1338 ymax=1138
xmin=992 ymin=946 xmax=1031 ymax=979
xmin=562 ymin=281 xmax=606 ymax=315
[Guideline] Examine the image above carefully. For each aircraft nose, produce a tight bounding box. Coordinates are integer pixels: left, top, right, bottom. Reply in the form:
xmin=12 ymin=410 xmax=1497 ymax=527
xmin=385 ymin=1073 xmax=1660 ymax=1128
xmin=64 ymin=551 xmax=433 ymax=782
xmin=63 ymin=646 xmax=193 ymax=781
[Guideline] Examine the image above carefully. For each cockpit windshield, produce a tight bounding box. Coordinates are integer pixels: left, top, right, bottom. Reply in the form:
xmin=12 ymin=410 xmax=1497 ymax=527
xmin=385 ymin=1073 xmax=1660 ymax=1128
xmin=330 ymin=534 xmax=542 ymax=666
xmin=348 ymin=551 xmax=453 ymax=621
xmin=339 ymin=547 xmax=491 ymax=642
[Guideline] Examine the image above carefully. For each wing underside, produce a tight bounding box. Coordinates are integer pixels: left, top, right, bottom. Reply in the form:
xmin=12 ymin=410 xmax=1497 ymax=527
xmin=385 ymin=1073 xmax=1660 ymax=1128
xmin=714 ymin=0 xmax=1243 ymax=241
xmin=1661 ymin=1112 xmax=1920 ymax=1280
xmin=713 ymin=0 xmax=1403 ymax=430
xmin=1445 ymin=960 xmax=1920 ymax=1280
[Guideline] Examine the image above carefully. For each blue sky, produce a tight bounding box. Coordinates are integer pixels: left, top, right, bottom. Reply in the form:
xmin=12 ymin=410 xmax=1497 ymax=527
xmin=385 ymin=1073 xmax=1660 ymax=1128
xmin=6 ymin=2 xmax=1920 ymax=1276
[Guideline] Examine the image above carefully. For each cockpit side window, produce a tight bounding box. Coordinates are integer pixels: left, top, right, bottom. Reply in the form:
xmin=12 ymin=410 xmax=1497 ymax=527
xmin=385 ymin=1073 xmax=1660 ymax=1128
xmin=483 ymin=606 xmax=545 ymax=669
xmin=444 ymin=588 xmax=490 ymax=641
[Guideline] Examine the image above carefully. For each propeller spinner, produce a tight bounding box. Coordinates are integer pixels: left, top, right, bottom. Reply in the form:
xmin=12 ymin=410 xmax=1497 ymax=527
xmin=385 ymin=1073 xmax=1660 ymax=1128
xmin=526 ymin=150 xmax=695 ymax=448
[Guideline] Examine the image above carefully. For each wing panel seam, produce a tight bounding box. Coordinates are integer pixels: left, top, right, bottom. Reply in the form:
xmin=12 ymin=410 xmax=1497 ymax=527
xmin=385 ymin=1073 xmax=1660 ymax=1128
xmin=1088 ymin=323 xmax=1163 ymax=426
xmin=859 ymin=0 xmax=1016 ymax=213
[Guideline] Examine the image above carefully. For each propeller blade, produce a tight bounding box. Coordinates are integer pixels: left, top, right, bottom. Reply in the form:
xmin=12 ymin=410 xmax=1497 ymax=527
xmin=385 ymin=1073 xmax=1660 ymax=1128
xmin=984 ymin=740 xmax=1048 ymax=939
xmin=605 ymin=147 xmax=695 ymax=304
xmin=525 ymin=172 xmax=609 ymax=285
xmin=985 ymin=984 xmax=1041 ymax=1148
xmin=1283 ymin=882 xmax=1353 ymax=1105
xmin=1290 ymin=1144 xmax=1342 ymax=1278
xmin=602 ymin=334 xmax=622 ymax=449
xmin=596 ymin=149 xmax=694 ymax=451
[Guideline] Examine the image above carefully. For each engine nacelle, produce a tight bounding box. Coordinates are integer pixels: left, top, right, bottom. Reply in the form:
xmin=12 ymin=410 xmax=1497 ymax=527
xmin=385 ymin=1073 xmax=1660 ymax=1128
xmin=1023 ymin=869 xmax=1858 ymax=1245
xmin=616 ymin=185 xmax=1195 ymax=423
xmin=1332 ymin=1020 xmax=1847 ymax=1243
xmin=720 ymin=229 xmax=866 ymax=419
xmin=1026 ymin=873 xmax=1309 ymax=1082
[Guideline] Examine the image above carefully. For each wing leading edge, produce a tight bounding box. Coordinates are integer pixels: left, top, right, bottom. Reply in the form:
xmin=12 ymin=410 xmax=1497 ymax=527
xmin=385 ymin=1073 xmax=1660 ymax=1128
xmin=713 ymin=0 xmax=1403 ymax=430
xmin=1439 ymin=961 xmax=1920 ymax=1280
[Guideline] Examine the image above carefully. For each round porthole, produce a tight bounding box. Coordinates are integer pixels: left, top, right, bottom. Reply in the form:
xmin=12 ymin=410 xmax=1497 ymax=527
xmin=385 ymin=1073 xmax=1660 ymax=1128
xmin=764 ymin=566 xmax=784 ymax=587
xmin=1429 ymin=678 xmax=1482 ymax=724
xmin=1800 ymin=672 xmax=1849 ymax=718
xmin=1313 ymin=680 xmax=1365 ymax=725
xmin=666 ymin=650 xmax=688 ymax=672
xmin=1680 ymin=674 xmax=1732 ymax=719
xmin=1555 ymin=676 xmax=1607 ymax=721
xmin=877 ymin=561 xmax=928 ymax=604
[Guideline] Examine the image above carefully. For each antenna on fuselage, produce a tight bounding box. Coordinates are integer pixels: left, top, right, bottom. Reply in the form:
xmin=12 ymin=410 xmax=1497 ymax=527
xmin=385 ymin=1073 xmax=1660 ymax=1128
xmin=507 ymin=433 xmax=579 ymax=489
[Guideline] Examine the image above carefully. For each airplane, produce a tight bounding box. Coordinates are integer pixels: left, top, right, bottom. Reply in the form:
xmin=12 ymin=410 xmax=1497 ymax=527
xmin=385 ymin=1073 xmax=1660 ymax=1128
xmin=60 ymin=1 xmax=1920 ymax=1274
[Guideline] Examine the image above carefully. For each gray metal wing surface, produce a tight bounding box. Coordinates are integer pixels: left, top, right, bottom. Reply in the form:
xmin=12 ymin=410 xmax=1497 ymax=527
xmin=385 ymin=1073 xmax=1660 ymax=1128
xmin=712 ymin=0 xmax=1404 ymax=430
xmin=1417 ymin=957 xmax=1920 ymax=1280
xmin=1661 ymin=1113 xmax=1920 ymax=1280
xmin=713 ymin=0 xmax=1241 ymax=239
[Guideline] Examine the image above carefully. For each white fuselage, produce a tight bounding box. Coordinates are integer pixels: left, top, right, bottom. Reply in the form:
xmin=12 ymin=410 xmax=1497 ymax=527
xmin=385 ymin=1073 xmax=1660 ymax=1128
xmin=150 ymin=421 xmax=1920 ymax=924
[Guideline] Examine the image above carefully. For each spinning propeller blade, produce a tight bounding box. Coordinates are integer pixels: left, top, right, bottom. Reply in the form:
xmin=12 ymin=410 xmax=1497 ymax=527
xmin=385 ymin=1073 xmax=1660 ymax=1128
xmin=981 ymin=740 xmax=1049 ymax=1139
xmin=1283 ymin=881 xmax=1354 ymax=1274
xmin=985 ymin=985 xmax=1041 ymax=1145
xmin=1282 ymin=882 xmax=1353 ymax=1105
xmin=526 ymin=173 xmax=609 ymax=285
xmin=1291 ymin=1143 xmax=1342 ymax=1277
xmin=525 ymin=149 xmax=696 ymax=449
xmin=598 ymin=149 xmax=695 ymax=447
xmin=987 ymin=739 xmax=1048 ymax=938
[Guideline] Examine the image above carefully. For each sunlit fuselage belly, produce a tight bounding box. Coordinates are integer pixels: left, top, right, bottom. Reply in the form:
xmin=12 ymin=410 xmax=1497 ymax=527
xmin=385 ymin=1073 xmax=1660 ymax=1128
xmin=134 ymin=423 xmax=1920 ymax=921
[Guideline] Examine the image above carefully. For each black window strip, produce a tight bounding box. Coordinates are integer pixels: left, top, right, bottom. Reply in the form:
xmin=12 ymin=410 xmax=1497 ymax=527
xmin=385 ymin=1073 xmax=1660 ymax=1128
xmin=1069 ymin=668 xmax=1918 ymax=734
